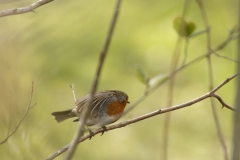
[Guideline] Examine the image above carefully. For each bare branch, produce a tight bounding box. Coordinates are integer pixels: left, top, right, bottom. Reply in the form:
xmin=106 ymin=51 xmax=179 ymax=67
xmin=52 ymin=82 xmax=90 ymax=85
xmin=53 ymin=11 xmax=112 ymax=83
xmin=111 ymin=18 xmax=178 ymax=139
xmin=181 ymin=38 xmax=190 ymax=66
xmin=162 ymin=36 xmax=182 ymax=160
xmin=211 ymin=49 xmax=239 ymax=63
xmin=124 ymin=26 xmax=238 ymax=116
xmin=45 ymin=73 xmax=237 ymax=160
xmin=64 ymin=1 xmax=122 ymax=160
xmin=211 ymin=73 xmax=238 ymax=93
xmin=196 ymin=0 xmax=229 ymax=159
xmin=0 ymin=82 xmax=36 ymax=145
xmin=0 ymin=0 xmax=54 ymax=18
xmin=70 ymin=84 xmax=76 ymax=103
xmin=162 ymin=1 xmax=190 ymax=158
xmin=216 ymin=27 xmax=239 ymax=51
xmin=212 ymin=94 xmax=235 ymax=111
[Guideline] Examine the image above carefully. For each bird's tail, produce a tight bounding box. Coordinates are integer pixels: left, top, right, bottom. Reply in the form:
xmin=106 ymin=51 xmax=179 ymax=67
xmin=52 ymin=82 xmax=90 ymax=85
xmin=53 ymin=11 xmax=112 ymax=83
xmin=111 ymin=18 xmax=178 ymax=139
xmin=51 ymin=109 xmax=76 ymax=123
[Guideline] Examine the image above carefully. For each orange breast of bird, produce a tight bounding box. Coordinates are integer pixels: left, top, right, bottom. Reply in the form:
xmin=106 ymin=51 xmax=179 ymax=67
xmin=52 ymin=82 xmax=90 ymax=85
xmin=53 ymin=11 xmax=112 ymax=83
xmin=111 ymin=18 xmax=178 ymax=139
xmin=107 ymin=100 xmax=127 ymax=116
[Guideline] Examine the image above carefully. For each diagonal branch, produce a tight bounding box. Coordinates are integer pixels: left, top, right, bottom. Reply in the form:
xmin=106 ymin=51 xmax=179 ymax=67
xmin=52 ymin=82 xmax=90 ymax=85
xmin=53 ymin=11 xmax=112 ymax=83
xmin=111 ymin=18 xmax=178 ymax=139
xmin=196 ymin=0 xmax=229 ymax=159
xmin=70 ymin=84 xmax=76 ymax=103
xmin=212 ymin=94 xmax=235 ymax=111
xmin=45 ymin=73 xmax=237 ymax=160
xmin=0 ymin=0 xmax=54 ymax=18
xmin=162 ymin=1 xmax=190 ymax=158
xmin=210 ymin=49 xmax=239 ymax=64
xmin=64 ymin=1 xmax=122 ymax=160
xmin=0 ymin=81 xmax=36 ymax=145
xmin=124 ymin=27 xmax=238 ymax=116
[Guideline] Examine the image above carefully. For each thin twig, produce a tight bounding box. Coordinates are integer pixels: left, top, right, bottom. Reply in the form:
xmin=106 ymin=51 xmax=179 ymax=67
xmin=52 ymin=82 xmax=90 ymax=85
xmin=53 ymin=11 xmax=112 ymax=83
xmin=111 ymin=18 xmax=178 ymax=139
xmin=45 ymin=73 xmax=237 ymax=160
xmin=181 ymin=38 xmax=190 ymax=66
xmin=216 ymin=30 xmax=239 ymax=51
xmin=124 ymin=21 xmax=238 ymax=122
xmin=162 ymin=37 xmax=182 ymax=160
xmin=0 ymin=0 xmax=53 ymax=18
xmin=211 ymin=49 xmax=239 ymax=63
xmin=163 ymin=1 xmax=189 ymax=158
xmin=0 ymin=82 xmax=36 ymax=145
xmin=64 ymin=1 xmax=122 ymax=160
xmin=70 ymin=84 xmax=76 ymax=103
xmin=212 ymin=94 xmax=235 ymax=111
xmin=124 ymin=31 xmax=238 ymax=116
xmin=196 ymin=0 xmax=229 ymax=159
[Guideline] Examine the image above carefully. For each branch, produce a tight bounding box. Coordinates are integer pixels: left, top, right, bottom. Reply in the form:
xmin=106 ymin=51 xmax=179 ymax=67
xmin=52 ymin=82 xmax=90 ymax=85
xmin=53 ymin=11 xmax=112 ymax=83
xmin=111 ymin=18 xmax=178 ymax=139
xmin=0 ymin=0 xmax=54 ymax=18
xmin=212 ymin=94 xmax=235 ymax=111
xmin=211 ymin=49 xmax=239 ymax=63
xmin=162 ymin=0 xmax=190 ymax=158
xmin=70 ymin=84 xmax=76 ymax=103
xmin=64 ymin=1 xmax=122 ymax=160
xmin=181 ymin=38 xmax=190 ymax=66
xmin=196 ymin=0 xmax=229 ymax=159
xmin=45 ymin=73 xmax=237 ymax=160
xmin=0 ymin=82 xmax=36 ymax=145
xmin=124 ymin=27 xmax=238 ymax=116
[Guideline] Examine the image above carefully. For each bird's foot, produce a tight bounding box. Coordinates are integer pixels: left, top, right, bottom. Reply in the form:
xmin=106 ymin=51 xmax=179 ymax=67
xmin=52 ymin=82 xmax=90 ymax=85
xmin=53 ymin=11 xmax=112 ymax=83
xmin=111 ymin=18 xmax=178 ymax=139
xmin=101 ymin=126 xmax=107 ymax=136
xmin=87 ymin=127 xmax=94 ymax=140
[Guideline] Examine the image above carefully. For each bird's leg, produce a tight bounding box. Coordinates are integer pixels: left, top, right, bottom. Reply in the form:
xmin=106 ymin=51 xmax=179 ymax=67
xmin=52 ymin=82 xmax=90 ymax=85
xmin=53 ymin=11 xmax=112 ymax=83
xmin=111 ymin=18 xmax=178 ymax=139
xmin=101 ymin=126 xmax=107 ymax=136
xmin=86 ymin=126 xmax=94 ymax=140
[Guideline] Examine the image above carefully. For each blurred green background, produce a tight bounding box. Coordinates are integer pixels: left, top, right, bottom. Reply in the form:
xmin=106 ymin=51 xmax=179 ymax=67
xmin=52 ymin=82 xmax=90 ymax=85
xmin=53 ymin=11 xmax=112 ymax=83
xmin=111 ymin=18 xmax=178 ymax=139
xmin=0 ymin=0 xmax=238 ymax=159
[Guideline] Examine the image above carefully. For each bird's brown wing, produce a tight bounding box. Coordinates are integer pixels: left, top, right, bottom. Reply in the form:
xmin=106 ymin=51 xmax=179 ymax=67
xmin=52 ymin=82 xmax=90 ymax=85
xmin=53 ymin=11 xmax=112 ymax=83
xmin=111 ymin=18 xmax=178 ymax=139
xmin=75 ymin=90 xmax=116 ymax=114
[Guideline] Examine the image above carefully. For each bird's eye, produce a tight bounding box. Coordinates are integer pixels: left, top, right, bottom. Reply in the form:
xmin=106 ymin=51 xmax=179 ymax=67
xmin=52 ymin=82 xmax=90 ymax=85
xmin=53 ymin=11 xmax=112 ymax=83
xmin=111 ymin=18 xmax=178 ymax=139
xmin=126 ymin=96 xmax=130 ymax=103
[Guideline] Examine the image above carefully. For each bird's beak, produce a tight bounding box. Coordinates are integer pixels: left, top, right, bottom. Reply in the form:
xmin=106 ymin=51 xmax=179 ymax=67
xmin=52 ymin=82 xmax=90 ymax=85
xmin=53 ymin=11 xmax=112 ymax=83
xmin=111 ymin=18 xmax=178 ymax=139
xmin=127 ymin=101 xmax=130 ymax=104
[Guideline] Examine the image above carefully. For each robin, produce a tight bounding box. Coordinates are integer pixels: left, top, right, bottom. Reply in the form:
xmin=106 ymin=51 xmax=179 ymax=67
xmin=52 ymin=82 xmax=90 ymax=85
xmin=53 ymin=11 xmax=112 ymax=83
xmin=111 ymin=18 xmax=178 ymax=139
xmin=51 ymin=90 xmax=129 ymax=136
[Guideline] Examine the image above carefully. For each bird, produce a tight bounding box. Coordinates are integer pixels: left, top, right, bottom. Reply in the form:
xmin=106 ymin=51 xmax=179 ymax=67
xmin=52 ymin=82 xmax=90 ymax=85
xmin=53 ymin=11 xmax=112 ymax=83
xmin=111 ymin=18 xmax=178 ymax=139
xmin=51 ymin=90 xmax=129 ymax=137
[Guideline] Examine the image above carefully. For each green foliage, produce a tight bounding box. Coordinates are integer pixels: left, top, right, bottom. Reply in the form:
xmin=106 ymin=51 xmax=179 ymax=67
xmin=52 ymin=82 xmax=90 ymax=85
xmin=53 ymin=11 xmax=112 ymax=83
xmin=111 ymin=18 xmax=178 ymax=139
xmin=189 ymin=29 xmax=206 ymax=38
xmin=173 ymin=17 xmax=196 ymax=37
xmin=187 ymin=22 xmax=196 ymax=36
